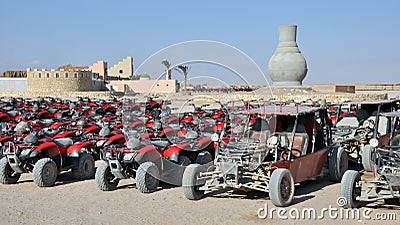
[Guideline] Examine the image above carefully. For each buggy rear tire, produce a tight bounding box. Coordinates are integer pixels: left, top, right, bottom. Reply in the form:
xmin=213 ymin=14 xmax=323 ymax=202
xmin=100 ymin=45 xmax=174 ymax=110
xmin=95 ymin=161 xmax=120 ymax=191
xmin=182 ymin=164 xmax=205 ymax=200
xmin=33 ymin=158 xmax=57 ymax=187
xmin=362 ymin=145 xmax=373 ymax=172
xmin=0 ymin=157 xmax=20 ymax=184
xmin=340 ymin=170 xmax=362 ymax=208
xmin=269 ymin=169 xmax=295 ymax=207
xmin=72 ymin=153 xmax=95 ymax=180
xmin=329 ymin=146 xmax=348 ymax=182
xmin=384 ymin=198 xmax=400 ymax=205
xmin=136 ymin=162 xmax=159 ymax=193
xmin=196 ymin=151 xmax=213 ymax=165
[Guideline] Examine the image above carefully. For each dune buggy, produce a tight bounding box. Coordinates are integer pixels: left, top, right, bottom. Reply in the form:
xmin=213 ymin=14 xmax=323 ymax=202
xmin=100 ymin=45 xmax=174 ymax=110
xmin=332 ymin=100 xmax=400 ymax=171
xmin=340 ymin=111 xmax=400 ymax=208
xmin=182 ymin=105 xmax=347 ymax=206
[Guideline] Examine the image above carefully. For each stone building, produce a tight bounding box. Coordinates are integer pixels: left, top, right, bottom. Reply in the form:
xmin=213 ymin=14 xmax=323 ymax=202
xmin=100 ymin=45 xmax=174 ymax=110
xmin=108 ymin=56 xmax=133 ymax=79
xmin=26 ymin=68 xmax=92 ymax=92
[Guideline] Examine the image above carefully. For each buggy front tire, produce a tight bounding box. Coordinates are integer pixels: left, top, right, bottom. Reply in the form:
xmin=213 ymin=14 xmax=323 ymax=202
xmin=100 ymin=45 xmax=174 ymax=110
xmin=182 ymin=164 xmax=205 ymax=200
xmin=329 ymin=146 xmax=348 ymax=182
xmin=136 ymin=162 xmax=160 ymax=193
xmin=95 ymin=161 xmax=119 ymax=191
xmin=340 ymin=170 xmax=362 ymax=208
xmin=33 ymin=158 xmax=58 ymax=187
xmin=0 ymin=157 xmax=20 ymax=184
xmin=362 ymin=145 xmax=373 ymax=172
xmin=269 ymin=168 xmax=295 ymax=207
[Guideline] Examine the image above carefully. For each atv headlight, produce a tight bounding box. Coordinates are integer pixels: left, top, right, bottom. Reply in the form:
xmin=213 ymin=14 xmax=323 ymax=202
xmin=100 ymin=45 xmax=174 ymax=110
xmin=20 ymin=149 xmax=32 ymax=158
xmin=369 ymin=138 xmax=379 ymax=148
xmin=123 ymin=153 xmax=135 ymax=162
xmin=211 ymin=133 xmax=219 ymax=142
xmin=96 ymin=140 xmax=105 ymax=147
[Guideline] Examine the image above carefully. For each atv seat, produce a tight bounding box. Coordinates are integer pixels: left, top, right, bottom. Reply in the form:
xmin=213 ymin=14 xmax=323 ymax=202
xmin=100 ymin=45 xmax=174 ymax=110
xmin=38 ymin=119 xmax=54 ymax=127
xmin=7 ymin=110 xmax=19 ymax=117
xmin=151 ymin=140 xmax=170 ymax=150
xmin=336 ymin=115 xmax=359 ymax=128
xmin=279 ymin=132 xmax=309 ymax=155
xmin=44 ymin=128 xmax=59 ymax=137
xmin=54 ymin=138 xmax=74 ymax=148
xmin=48 ymin=108 xmax=58 ymax=114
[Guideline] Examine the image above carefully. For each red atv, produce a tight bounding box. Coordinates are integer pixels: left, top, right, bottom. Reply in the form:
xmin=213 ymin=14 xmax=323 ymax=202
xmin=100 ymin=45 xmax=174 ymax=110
xmin=0 ymin=131 xmax=95 ymax=187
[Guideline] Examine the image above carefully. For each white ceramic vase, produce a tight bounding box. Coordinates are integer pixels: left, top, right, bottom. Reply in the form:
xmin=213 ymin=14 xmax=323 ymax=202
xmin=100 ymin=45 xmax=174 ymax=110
xmin=268 ymin=25 xmax=307 ymax=87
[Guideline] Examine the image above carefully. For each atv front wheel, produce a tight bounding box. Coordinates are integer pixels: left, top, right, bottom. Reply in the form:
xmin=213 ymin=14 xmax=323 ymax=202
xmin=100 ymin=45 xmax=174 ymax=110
xmin=269 ymin=168 xmax=295 ymax=207
xmin=0 ymin=157 xmax=21 ymax=184
xmin=178 ymin=155 xmax=191 ymax=166
xmin=95 ymin=161 xmax=119 ymax=191
xmin=196 ymin=151 xmax=213 ymax=165
xmin=72 ymin=153 xmax=95 ymax=180
xmin=33 ymin=158 xmax=58 ymax=187
xmin=182 ymin=164 xmax=205 ymax=200
xmin=136 ymin=162 xmax=160 ymax=193
xmin=329 ymin=146 xmax=348 ymax=182
xmin=340 ymin=170 xmax=362 ymax=208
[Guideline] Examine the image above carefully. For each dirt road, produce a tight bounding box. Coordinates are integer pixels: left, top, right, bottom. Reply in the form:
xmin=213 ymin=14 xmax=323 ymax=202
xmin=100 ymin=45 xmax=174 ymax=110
xmin=0 ymin=168 xmax=398 ymax=225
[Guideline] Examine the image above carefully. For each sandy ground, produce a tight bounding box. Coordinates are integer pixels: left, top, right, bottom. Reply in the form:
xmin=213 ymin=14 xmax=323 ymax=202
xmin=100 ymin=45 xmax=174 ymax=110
xmin=0 ymin=162 xmax=398 ymax=225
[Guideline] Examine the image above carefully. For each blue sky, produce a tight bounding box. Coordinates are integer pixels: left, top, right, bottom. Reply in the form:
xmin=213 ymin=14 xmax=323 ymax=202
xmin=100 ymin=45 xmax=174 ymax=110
xmin=1 ymin=0 xmax=399 ymax=84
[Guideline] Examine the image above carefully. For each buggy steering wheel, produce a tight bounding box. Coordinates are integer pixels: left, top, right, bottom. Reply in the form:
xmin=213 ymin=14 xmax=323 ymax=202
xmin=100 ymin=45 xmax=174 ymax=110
xmin=280 ymin=148 xmax=302 ymax=161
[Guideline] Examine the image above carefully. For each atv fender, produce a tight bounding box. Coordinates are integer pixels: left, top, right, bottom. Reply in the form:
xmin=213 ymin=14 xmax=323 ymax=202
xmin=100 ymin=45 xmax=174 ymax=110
xmin=134 ymin=145 xmax=161 ymax=164
xmin=67 ymin=141 xmax=94 ymax=156
xmin=35 ymin=142 xmax=60 ymax=158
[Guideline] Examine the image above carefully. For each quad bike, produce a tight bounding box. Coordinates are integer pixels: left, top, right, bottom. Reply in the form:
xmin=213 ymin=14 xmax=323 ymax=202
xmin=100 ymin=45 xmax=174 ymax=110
xmin=0 ymin=131 xmax=95 ymax=187
xmin=340 ymin=112 xmax=400 ymax=208
xmin=182 ymin=106 xmax=348 ymax=207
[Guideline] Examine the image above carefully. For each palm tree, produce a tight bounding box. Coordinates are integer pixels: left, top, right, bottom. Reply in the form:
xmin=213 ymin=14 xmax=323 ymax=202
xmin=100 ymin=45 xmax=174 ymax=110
xmin=175 ymin=65 xmax=190 ymax=91
xmin=161 ymin=60 xmax=171 ymax=80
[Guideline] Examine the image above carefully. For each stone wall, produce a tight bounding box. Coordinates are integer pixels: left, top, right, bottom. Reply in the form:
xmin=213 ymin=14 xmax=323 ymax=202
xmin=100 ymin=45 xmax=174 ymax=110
xmin=27 ymin=69 xmax=92 ymax=92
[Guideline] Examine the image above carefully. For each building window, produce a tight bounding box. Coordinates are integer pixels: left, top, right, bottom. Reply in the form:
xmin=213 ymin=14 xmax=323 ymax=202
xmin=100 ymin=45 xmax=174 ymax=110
xmin=56 ymin=73 xmax=59 ymax=78
xmin=166 ymin=84 xmax=169 ymax=86
xmin=65 ymin=73 xmax=68 ymax=78
xmin=46 ymin=73 xmax=50 ymax=78
xmin=119 ymin=70 xmax=123 ymax=74
xmin=157 ymin=84 xmax=160 ymax=86
xmin=74 ymin=73 xmax=77 ymax=78
xmin=39 ymin=73 xmax=41 ymax=78
xmin=81 ymin=74 xmax=83 ymax=78
xmin=32 ymin=74 xmax=35 ymax=78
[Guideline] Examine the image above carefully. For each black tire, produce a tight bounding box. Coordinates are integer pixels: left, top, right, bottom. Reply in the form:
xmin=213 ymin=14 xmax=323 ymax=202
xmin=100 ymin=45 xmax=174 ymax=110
xmin=390 ymin=135 xmax=400 ymax=146
xmin=33 ymin=158 xmax=58 ymax=187
xmin=72 ymin=153 xmax=95 ymax=180
xmin=0 ymin=157 xmax=20 ymax=184
xmin=362 ymin=145 xmax=373 ymax=172
xmin=340 ymin=170 xmax=362 ymax=208
xmin=384 ymin=198 xmax=400 ymax=205
xmin=269 ymin=168 xmax=295 ymax=207
xmin=182 ymin=164 xmax=205 ymax=200
xmin=178 ymin=155 xmax=191 ymax=166
xmin=95 ymin=161 xmax=119 ymax=191
xmin=329 ymin=146 xmax=348 ymax=182
xmin=196 ymin=151 xmax=213 ymax=165
xmin=136 ymin=162 xmax=159 ymax=193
